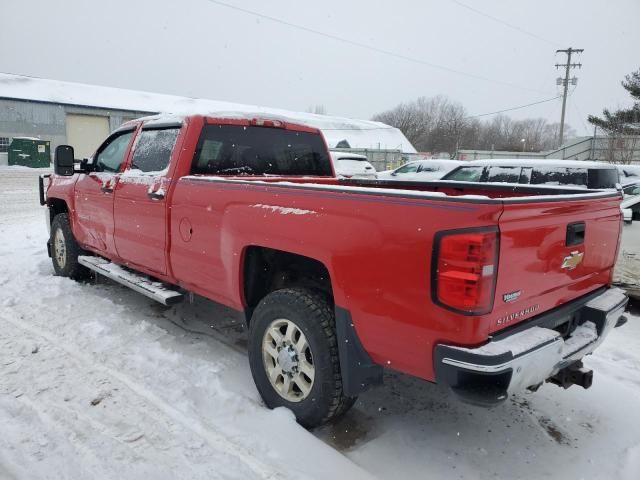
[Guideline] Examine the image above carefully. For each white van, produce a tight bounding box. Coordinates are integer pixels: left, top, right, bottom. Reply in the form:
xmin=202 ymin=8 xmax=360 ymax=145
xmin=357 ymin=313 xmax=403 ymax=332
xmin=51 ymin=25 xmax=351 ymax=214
xmin=330 ymin=152 xmax=377 ymax=179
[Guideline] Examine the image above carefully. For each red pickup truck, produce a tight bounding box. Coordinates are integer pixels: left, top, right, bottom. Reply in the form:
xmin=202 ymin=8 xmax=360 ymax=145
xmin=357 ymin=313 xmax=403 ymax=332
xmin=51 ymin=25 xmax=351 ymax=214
xmin=41 ymin=113 xmax=628 ymax=428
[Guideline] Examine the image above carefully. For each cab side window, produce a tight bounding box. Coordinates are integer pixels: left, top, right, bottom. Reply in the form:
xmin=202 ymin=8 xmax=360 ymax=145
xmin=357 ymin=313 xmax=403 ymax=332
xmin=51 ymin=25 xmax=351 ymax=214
xmin=130 ymin=128 xmax=180 ymax=173
xmin=94 ymin=131 xmax=134 ymax=173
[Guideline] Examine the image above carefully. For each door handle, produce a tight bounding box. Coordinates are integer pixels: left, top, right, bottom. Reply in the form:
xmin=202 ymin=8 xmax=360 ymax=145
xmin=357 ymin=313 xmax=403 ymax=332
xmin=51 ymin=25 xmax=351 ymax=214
xmin=100 ymin=178 xmax=115 ymax=193
xmin=566 ymin=222 xmax=585 ymax=246
xmin=148 ymin=191 xmax=165 ymax=200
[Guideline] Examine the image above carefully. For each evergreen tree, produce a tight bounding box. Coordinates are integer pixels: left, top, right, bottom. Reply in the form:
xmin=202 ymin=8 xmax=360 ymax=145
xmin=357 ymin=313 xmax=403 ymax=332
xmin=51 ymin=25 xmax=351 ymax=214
xmin=588 ymin=69 xmax=640 ymax=163
xmin=589 ymin=69 xmax=640 ymax=133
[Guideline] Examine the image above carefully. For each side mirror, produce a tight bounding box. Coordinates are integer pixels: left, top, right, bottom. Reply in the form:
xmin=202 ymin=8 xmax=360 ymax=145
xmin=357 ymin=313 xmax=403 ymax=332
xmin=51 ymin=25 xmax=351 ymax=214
xmin=390 ymin=172 xmax=397 ymax=176
xmin=622 ymin=208 xmax=633 ymax=224
xmin=54 ymin=145 xmax=75 ymax=176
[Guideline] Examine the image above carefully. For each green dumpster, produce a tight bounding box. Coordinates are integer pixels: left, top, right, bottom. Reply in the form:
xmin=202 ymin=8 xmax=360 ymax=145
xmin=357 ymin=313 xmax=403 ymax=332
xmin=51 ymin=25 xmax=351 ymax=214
xmin=8 ymin=137 xmax=51 ymax=168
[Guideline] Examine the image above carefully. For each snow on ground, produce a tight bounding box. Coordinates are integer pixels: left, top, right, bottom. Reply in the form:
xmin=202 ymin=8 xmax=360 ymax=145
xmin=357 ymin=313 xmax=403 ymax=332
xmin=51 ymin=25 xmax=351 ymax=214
xmin=1 ymin=167 xmax=640 ymax=479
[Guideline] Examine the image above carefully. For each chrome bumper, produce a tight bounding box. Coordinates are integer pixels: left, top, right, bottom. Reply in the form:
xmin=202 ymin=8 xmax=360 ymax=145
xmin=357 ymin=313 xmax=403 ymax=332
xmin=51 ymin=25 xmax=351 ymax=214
xmin=435 ymin=287 xmax=628 ymax=405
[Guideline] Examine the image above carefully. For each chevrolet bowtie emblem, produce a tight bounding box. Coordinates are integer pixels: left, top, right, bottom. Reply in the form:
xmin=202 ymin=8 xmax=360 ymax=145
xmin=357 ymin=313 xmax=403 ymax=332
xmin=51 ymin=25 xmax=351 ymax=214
xmin=561 ymin=250 xmax=584 ymax=270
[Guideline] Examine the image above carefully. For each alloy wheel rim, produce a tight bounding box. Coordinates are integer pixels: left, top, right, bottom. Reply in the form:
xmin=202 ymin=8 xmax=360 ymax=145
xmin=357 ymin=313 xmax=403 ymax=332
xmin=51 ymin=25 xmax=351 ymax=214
xmin=54 ymin=228 xmax=66 ymax=267
xmin=262 ymin=318 xmax=315 ymax=402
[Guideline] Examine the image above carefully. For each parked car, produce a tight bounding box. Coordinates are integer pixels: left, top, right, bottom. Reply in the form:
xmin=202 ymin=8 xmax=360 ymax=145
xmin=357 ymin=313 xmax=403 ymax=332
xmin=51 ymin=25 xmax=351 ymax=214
xmin=441 ymin=159 xmax=620 ymax=190
xmin=616 ymin=164 xmax=640 ymax=182
xmin=41 ymin=113 xmax=627 ymax=428
xmin=377 ymin=159 xmax=463 ymax=181
xmin=621 ymin=193 xmax=640 ymax=222
xmin=622 ymin=181 xmax=640 ymax=197
xmin=330 ymin=151 xmax=377 ymax=179
xmin=615 ymin=197 xmax=640 ymax=300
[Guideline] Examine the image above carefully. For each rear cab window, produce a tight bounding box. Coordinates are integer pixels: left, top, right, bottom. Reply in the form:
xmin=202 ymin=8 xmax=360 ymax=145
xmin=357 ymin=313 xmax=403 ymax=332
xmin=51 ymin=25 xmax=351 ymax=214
xmin=587 ymin=168 xmax=619 ymax=189
xmin=191 ymin=124 xmax=332 ymax=176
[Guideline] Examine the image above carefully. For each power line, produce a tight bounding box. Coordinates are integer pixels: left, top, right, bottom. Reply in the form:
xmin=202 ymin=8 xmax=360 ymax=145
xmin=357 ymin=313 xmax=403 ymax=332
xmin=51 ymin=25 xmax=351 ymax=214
xmin=466 ymin=96 xmax=561 ymax=118
xmin=450 ymin=0 xmax=560 ymax=48
xmin=204 ymin=0 xmax=549 ymax=94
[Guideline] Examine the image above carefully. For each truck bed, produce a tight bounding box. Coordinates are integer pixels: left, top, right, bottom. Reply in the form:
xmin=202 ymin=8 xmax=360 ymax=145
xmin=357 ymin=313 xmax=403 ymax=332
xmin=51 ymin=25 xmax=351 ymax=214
xmin=172 ymin=174 xmax=622 ymax=380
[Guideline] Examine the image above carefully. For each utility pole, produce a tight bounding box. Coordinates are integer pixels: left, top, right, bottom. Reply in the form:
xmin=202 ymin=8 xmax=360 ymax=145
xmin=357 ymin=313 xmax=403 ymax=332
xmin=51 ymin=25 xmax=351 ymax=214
xmin=555 ymin=47 xmax=583 ymax=147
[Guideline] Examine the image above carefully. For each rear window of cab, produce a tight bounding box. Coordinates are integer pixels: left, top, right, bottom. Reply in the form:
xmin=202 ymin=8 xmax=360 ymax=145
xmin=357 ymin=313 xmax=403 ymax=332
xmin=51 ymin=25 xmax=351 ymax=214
xmin=191 ymin=124 xmax=332 ymax=176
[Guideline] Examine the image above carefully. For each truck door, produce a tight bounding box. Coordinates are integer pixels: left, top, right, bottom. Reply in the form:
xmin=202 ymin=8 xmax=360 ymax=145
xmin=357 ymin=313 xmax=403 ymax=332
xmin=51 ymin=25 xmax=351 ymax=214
xmin=73 ymin=128 xmax=135 ymax=254
xmin=113 ymin=126 xmax=181 ymax=275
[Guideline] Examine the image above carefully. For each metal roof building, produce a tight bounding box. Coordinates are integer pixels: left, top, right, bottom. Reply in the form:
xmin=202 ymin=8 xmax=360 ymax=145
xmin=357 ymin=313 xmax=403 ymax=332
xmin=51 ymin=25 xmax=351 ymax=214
xmin=0 ymin=73 xmax=415 ymax=166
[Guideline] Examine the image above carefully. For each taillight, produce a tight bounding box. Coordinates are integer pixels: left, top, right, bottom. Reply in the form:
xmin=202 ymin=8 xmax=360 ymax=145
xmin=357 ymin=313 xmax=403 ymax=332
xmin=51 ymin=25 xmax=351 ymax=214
xmin=432 ymin=227 xmax=499 ymax=315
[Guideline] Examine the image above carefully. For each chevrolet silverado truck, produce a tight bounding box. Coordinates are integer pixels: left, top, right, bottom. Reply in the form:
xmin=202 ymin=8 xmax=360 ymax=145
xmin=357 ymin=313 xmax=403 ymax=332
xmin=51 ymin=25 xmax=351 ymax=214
xmin=40 ymin=113 xmax=628 ymax=428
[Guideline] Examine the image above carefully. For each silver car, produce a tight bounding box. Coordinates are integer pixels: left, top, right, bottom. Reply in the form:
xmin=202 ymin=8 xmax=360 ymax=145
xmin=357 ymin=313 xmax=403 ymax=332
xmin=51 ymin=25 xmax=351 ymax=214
xmin=377 ymin=159 xmax=463 ymax=181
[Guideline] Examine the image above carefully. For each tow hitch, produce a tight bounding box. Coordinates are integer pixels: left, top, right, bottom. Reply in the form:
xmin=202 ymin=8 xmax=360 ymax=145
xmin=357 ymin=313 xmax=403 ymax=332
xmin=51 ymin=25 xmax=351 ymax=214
xmin=547 ymin=361 xmax=593 ymax=390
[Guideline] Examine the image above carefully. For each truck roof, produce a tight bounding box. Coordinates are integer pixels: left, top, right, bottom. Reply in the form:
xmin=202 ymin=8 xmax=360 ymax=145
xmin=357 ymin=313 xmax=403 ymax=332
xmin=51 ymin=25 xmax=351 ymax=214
xmin=125 ymin=112 xmax=323 ymax=134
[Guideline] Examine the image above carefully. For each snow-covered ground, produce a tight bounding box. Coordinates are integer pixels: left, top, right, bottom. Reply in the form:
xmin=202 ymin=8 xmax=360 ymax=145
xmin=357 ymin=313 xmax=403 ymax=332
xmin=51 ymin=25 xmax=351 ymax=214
xmin=1 ymin=167 xmax=639 ymax=479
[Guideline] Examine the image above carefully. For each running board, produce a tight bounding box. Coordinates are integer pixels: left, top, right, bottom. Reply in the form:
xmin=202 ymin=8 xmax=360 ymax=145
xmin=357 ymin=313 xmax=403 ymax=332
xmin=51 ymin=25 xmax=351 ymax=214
xmin=78 ymin=256 xmax=184 ymax=306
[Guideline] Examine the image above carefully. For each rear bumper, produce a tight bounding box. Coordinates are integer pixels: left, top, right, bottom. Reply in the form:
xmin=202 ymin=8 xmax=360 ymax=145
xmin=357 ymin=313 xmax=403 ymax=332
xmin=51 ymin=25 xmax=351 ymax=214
xmin=434 ymin=287 xmax=628 ymax=406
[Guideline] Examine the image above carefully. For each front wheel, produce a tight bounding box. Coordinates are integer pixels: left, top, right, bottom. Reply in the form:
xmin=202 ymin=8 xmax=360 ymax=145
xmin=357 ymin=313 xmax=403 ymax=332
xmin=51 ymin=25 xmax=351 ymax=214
xmin=50 ymin=213 xmax=89 ymax=279
xmin=248 ymin=288 xmax=356 ymax=428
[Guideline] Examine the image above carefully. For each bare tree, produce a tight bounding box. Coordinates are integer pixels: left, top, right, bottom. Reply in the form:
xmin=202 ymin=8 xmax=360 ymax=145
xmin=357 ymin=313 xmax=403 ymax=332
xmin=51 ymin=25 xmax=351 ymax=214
xmin=372 ymin=96 xmax=469 ymax=155
xmin=306 ymin=105 xmax=327 ymax=115
xmin=373 ymin=96 xmax=571 ymax=155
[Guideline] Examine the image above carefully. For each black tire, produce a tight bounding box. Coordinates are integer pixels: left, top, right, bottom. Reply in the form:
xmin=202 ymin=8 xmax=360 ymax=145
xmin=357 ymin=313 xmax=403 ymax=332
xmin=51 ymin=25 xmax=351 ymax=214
xmin=248 ymin=288 xmax=357 ymax=428
xmin=50 ymin=213 xmax=90 ymax=279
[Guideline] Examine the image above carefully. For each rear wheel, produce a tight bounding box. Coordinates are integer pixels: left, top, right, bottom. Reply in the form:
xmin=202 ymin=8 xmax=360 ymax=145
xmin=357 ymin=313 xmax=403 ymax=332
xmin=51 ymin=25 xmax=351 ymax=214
xmin=248 ymin=288 xmax=356 ymax=428
xmin=50 ymin=213 xmax=89 ymax=279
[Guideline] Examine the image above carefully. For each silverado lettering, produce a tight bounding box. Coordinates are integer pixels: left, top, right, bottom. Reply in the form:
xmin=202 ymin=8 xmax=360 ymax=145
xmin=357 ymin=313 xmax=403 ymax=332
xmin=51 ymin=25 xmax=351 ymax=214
xmin=496 ymin=304 xmax=540 ymax=326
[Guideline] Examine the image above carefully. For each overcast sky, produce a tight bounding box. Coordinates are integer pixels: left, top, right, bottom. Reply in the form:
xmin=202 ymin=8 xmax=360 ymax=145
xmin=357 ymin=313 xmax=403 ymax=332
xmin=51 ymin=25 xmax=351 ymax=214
xmin=1 ymin=0 xmax=638 ymax=135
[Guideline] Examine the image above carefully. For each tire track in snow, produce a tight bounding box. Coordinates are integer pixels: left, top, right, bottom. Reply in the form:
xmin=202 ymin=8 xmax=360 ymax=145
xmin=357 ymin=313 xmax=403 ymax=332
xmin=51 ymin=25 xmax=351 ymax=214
xmin=0 ymin=313 xmax=286 ymax=480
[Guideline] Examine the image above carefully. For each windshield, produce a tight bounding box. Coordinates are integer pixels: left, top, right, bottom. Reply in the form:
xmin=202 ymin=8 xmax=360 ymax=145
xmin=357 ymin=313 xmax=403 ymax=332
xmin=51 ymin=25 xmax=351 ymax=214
xmin=393 ymin=162 xmax=419 ymax=174
xmin=442 ymin=166 xmax=484 ymax=181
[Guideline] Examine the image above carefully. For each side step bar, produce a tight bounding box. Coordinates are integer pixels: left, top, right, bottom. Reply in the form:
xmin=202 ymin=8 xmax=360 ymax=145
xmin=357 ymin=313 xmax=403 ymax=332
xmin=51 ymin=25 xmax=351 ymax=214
xmin=78 ymin=256 xmax=184 ymax=306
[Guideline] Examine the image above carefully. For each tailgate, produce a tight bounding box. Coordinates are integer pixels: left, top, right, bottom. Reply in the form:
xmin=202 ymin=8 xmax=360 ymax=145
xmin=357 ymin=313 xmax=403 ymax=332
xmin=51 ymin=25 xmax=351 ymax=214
xmin=489 ymin=193 xmax=622 ymax=334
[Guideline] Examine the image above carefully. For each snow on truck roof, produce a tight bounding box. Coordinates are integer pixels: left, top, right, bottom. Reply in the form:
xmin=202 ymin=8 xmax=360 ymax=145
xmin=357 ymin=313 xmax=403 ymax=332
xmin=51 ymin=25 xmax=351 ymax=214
xmin=459 ymin=159 xmax=617 ymax=169
xmin=0 ymin=73 xmax=416 ymax=153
